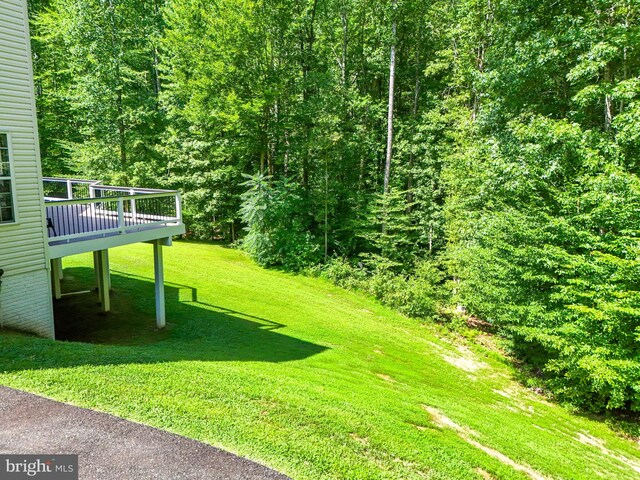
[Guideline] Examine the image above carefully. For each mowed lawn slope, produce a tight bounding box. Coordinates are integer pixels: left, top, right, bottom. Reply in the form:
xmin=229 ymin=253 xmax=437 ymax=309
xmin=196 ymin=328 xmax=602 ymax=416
xmin=0 ymin=242 xmax=639 ymax=479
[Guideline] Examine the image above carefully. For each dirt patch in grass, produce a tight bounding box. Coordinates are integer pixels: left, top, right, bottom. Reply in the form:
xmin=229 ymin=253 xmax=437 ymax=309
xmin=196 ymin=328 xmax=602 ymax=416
xmin=465 ymin=436 xmax=547 ymax=480
xmin=493 ymin=389 xmax=512 ymax=399
xmin=350 ymin=433 xmax=369 ymax=446
xmin=422 ymin=405 xmax=464 ymax=431
xmin=410 ymin=423 xmax=428 ymax=431
xmin=475 ymin=467 xmax=495 ymax=479
xmin=422 ymin=405 xmax=548 ymax=480
xmin=376 ymin=373 xmax=396 ymax=383
xmin=575 ymin=432 xmax=640 ymax=474
xmin=443 ymin=355 xmax=485 ymax=373
xmin=442 ymin=346 xmax=488 ymax=373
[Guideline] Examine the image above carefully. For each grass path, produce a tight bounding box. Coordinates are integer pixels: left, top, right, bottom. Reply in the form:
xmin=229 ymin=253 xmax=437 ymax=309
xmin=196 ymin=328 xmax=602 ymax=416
xmin=0 ymin=241 xmax=639 ymax=479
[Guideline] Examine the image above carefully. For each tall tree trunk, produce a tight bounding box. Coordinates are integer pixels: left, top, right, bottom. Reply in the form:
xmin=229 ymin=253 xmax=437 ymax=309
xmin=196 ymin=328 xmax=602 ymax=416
xmin=284 ymin=131 xmax=290 ymax=178
xmin=602 ymin=4 xmax=616 ymax=131
xmin=117 ymin=89 xmax=126 ymax=165
xmin=301 ymin=0 xmax=318 ymax=191
xmin=383 ymin=0 xmax=397 ymax=196
xmin=340 ymin=3 xmax=348 ymax=86
xmin=152 ymin=0 xmax=162 ymax=101
xmin=620 ymin=5 xmax=629 ymax=114
xmin=407 ymin=25 xmax=422 ymax=207
xmin=108 ymin=0 xmax=126 ymax=166
xmin=471 ymin=0 xmax=492 ymax=121
xmin=604 ymin=65 xmax=613 ymax=130
xmin=324 ymin=158 xmax=329 ymax=261
xmin=153 ymin=48 xmax=161 ymax=98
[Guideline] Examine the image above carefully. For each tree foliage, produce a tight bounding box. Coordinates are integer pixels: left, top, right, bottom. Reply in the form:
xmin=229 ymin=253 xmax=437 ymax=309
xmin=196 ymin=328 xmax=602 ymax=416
xmin=29 ymin=0 xmax=640 ymax=412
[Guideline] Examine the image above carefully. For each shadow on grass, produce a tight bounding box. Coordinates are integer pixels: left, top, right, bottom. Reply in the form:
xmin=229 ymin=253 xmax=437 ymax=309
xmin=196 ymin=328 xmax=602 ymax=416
xmin=0 ymin=267 xmax=328 ymax=372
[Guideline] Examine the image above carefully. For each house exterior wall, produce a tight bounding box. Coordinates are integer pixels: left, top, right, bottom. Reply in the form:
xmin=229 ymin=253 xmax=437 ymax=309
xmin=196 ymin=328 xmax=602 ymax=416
xmin=0 ymin=0 xmax=54 ymax=338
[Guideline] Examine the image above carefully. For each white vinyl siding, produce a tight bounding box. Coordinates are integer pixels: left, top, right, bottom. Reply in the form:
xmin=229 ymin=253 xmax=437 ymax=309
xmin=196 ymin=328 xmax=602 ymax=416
xmin=0 ymin=0 xmax=54 ymax=338
xmin=0 ymin=269 xmax=54 ymax=338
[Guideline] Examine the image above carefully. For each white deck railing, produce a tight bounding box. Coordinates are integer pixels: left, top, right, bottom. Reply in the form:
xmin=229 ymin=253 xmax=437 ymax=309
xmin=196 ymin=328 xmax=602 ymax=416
xmin=43 ymin=178 xmax=183 ymax=243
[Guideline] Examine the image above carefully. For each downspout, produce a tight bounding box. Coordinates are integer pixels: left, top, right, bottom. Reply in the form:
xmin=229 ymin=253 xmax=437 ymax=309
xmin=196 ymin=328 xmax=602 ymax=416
xmin=0 ymin=268 xmax=4 ymax=329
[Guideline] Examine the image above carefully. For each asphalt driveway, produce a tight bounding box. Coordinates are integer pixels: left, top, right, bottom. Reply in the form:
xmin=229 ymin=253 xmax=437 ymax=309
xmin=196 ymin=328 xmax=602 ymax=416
xmin=0 ymin=387 xmax=289 ymax=479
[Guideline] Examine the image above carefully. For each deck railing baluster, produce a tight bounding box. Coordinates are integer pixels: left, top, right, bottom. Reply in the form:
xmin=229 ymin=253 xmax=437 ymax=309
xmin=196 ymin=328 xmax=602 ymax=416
xmin=130 ymin=190 xmax=138 ymax=224
xmin=118 ymin=198 xmax=125 ymax=232
xmin=43 ymin=178 xmax=181 ymax=242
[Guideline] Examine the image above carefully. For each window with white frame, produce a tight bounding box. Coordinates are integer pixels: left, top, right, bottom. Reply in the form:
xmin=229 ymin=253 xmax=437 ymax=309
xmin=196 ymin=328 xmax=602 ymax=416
xmin=0 ymin=133 xmax=15 ymax=224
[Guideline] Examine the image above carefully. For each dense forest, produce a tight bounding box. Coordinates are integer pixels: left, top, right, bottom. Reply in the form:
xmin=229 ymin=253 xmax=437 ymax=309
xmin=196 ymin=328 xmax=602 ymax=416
xmin=28 ymin=0 xmax=640 ymax=413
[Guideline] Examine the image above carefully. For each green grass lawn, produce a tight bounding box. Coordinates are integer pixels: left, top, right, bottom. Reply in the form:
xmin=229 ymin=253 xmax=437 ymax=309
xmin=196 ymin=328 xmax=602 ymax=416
xmin=1 ymin=241 xmax=639 ymax=479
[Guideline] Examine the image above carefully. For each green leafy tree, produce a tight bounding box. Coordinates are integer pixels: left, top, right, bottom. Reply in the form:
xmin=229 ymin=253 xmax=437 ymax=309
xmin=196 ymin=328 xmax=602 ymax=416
xmin=240 ymin=173 xmax=320 ymax=270
xmin=33 ymin=0 xmax=166 ymax=182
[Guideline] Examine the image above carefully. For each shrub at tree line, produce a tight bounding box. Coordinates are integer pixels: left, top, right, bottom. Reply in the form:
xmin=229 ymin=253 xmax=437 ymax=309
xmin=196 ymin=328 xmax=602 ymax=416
xmin=30 ymin=0 xmax=640 ymax=412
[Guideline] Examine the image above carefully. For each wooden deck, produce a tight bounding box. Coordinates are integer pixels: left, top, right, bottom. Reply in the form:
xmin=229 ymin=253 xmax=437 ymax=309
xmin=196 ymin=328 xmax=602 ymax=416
xmin=43 ymin=178 xmax=185 ymax=259
xmin=46 ymin=203 xmax=177 ymax=245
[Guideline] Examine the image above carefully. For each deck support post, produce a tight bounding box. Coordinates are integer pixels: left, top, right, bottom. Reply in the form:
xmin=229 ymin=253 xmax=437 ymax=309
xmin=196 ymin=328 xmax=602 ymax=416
xmin=154 ymin=240 xmax=166 ymax=329
xmin=57 ymin=258 xmax=64 ymax=280
xmin=95 ymin=249 xmax=110 ymax=312
xmin=93 ymin=251 xmax=100 ymax=290
xmin=51 ymin=258 xmax=62 ymax=300
xmin=104 ymin=251 xmax=111 ymax=290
